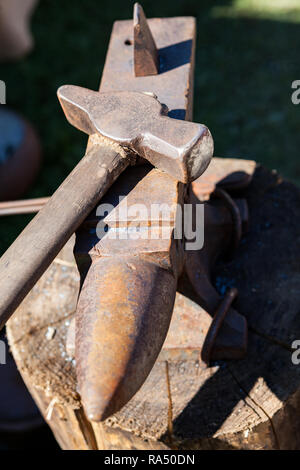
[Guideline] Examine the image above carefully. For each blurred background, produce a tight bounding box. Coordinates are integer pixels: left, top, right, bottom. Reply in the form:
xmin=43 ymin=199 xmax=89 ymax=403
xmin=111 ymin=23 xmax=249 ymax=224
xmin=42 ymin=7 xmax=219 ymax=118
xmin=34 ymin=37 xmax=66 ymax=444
xmin=1 ymin=0 xmax=300 ymax=254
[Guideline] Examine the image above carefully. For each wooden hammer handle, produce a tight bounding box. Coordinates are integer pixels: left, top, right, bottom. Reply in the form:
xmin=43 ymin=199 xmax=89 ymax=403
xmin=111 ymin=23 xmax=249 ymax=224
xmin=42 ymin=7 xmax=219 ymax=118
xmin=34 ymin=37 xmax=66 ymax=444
xmin=0 ymin=143 xmax=128 ymax=330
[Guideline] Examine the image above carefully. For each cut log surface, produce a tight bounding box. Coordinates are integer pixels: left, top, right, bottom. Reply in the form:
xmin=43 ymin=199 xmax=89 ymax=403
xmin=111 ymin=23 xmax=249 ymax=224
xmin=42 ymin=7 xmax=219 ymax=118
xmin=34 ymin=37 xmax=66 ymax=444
xmin=6 ymin=163 xmax=300 ymax=450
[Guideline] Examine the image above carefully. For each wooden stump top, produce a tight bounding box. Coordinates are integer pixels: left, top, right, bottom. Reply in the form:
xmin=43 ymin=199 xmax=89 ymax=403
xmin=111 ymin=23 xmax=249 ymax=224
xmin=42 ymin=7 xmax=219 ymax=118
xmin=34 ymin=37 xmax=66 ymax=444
xmin=6 ymin=163 xmax=300 ymax=450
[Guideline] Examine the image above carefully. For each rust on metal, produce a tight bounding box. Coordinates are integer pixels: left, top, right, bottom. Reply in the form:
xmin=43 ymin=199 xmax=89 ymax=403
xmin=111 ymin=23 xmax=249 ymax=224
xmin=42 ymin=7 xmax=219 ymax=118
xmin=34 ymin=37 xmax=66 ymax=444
xmin=181 ymin=163 xmax=253 ymax=363
xmin=0 ymin=37 xmax=213 ymax=332
xmin=133 ymin=3 xmax=159 ymax=77
xmin=77 ymin=256 xmax=178 ymax=421
xmin=1 ymin=154 xmax=254 ymax=413
xmin=73 ymin=155 xmax=253 ymax=420
xmin=201 ymin=287 xmax=238 ymax=364
xmin=192 ymin=157 xmax=256 ymax=201
xmin=212 ymin=187 xmax=242 ymax=256
xmin=67 ymin=288 xmax=245 ymax=365
xmin=74 ymin=165 xmax=186 ymax=421
xmin=69 ymin=7 xmax=203 ymax=421
xmin=159 ymin=290 xmax=247 ymax=363
xmin=100 ymin=14 xmax=197 ymax=121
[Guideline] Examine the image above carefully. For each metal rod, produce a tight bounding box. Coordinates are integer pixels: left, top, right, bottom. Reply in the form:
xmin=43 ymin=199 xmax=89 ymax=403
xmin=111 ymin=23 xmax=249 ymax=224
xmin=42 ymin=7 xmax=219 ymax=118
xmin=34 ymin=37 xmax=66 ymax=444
xmin=0 ymin=197 xmax=49 ymax=216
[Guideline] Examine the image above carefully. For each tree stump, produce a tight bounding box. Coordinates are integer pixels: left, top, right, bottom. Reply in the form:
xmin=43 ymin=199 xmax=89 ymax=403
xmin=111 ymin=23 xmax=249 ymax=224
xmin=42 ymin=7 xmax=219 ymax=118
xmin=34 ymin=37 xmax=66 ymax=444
xmin=6 ymin=162 xmax=300 ymax=450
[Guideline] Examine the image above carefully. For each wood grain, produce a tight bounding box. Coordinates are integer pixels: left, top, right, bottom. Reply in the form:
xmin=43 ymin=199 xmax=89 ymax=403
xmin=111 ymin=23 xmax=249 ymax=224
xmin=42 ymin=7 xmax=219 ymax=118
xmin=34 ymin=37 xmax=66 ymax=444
xmin=7 ymin=163 xmax=300 ymax=449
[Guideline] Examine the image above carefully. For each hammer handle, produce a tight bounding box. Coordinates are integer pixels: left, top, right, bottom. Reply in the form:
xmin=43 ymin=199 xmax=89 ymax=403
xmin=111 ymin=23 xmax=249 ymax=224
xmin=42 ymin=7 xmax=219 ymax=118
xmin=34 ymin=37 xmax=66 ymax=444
xmin=0 ymin=143 xmax=128 ymax=330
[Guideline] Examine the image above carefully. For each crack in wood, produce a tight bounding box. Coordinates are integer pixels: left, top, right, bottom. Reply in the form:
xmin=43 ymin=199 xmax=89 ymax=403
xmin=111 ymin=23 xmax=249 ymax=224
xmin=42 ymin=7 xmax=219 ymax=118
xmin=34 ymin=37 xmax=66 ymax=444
xmin=165 ymin=360 xmax=174 ymax=447
xmin=228 ymin=365 xmax=280 ymax=450
xmin=9 ymin=309 xmax=76 ymax=346
xmin=74 ymin=408 xmax=98 ymax=450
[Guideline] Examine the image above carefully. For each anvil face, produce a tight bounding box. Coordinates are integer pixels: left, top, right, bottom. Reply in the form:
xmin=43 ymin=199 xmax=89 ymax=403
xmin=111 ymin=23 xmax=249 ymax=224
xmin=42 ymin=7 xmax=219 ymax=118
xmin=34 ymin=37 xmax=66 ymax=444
xmin=100 ymin=16 xmax=196 ymax=121
xmin=72 ymin=11 xmax=198 ymax=421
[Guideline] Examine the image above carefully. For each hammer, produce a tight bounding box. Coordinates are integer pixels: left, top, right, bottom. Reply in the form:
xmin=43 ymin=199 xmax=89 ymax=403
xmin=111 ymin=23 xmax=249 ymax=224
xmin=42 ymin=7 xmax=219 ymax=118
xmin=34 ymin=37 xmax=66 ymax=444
xmin=0 ymin=86 xmax=213 ymax=330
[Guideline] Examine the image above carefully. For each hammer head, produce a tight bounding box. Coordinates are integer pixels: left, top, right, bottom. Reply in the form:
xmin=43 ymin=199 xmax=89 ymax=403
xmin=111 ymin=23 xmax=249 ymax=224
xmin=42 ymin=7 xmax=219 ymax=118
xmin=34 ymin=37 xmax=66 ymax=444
xmin=57 ymin=85 xmax=213 ymax=183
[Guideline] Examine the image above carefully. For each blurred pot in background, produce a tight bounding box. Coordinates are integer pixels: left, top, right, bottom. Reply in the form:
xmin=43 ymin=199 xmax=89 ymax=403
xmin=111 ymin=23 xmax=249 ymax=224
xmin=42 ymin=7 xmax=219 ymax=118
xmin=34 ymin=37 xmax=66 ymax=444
xmin=0 ymin=0 xmax=41 ymax=200
xmin=0 ymin=108 xmax=41 ymax=200
xmin=0 ymin=0 xmax=38 ymax=61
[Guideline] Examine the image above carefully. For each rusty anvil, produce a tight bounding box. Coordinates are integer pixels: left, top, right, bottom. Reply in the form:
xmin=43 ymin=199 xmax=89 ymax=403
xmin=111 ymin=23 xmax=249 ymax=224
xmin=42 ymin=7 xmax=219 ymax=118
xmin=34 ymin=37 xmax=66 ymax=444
xmin=64 ymin=157 xmax=251 ymax=422
xmin=0 ymin=4 xmax=248 ymax=422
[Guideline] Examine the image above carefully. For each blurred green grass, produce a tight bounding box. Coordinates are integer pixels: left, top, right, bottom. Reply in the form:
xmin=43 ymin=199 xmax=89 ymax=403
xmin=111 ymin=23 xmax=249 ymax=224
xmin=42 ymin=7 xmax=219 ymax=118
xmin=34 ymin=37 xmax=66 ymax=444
xmin=1 ymin=0 xmax=300 ymax=252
